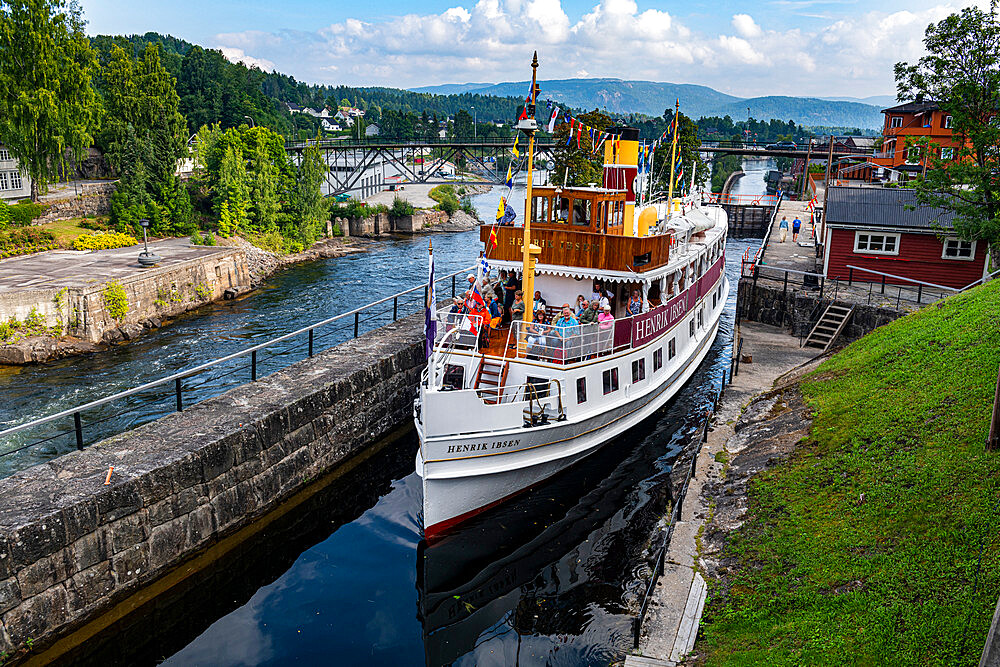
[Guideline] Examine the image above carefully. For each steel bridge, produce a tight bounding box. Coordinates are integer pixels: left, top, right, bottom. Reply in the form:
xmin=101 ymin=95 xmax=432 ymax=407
xmin=285 ymin=136 xmax=873 ymax=196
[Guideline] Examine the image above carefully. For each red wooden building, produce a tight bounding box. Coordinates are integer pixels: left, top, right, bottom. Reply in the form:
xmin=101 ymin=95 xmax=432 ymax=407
xmin=822 ymin=186 xmax=990 ymax=289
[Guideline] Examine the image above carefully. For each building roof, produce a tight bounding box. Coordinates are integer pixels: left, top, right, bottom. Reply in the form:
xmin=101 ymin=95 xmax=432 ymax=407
xmin=848 ymin=137 xmax=876 ymax=149
xmin=881 ymin=100 xmax=939 ymax=114
xmin=825 ymin=185 xmax=956 ymax=231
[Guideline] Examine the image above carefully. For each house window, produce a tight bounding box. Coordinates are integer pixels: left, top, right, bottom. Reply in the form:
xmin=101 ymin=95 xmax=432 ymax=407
xmin=944 ymin=115 xmax=953 ymax=129
xmin=689 ymin=319 xmax=695 ymax=337
xmin=0 ymin=149 xmax=9 ymax=161
xmin=0 ymin=172 xmax=7 ymax=190
xmin=576 ymin=377 xmax=587 ymax=404
xmin=942 ymin=238 xmax=976 ymax=260
xmin=940 ymin=147 xmax=954 ymax=160
xmin=653 ymin=348 xmax=662 ymax=371
xmin=668 ymin=338 xmax=676 ymax=359
xmin=906 ymin=146 xmax=921 ymax=164
xmin=602 ymin=368 xmax=619 ymax=394
xmin=854 ymin=232 xmax=900 ymax=256
xmin=631 ymin=358 xmax=645 ymax=383
xmin=890 ymin=116 xmax=903 ymax=128
xmin=9 ymin=171 xmax=20 ymax=189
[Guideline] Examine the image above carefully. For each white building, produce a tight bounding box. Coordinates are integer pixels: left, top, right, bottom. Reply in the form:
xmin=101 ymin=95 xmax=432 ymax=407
xmin=321 ymin=119 xmax=342 ymax=132
xmin=0 ymin=145 xmax=31 ymax=200
xmin=365 ymin=123 xmax=380 ymax=137
xmin=303 ymin=107 xmax=331 ymax=119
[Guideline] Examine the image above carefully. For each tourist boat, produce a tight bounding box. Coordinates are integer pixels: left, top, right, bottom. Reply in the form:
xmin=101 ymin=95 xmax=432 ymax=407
xmin=414 ymin=58 xmax=729 ymax=539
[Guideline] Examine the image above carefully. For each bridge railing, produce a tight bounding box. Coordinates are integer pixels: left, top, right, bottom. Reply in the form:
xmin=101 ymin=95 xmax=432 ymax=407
xmin=0 ymin=265 xmax=475 ymax=475
xmin=704 ymin=193 xmax=780 ymax=207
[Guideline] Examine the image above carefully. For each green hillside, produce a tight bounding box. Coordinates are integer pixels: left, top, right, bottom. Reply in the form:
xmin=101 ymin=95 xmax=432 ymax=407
xmin=699 ymin=281 xmax=1000 ymax=665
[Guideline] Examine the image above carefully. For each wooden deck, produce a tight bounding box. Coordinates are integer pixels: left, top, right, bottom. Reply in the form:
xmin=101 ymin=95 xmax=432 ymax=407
xmin=479 ymin=324 xmax=519 ymax=359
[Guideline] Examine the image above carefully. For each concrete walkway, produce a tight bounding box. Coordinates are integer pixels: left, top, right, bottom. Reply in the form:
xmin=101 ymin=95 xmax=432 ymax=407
xmin=627 ymin=322 xmax=819 ymax=666
xmin=0 ymin=238 xmax=234 ymax=291
xmin=760 ymin=199 xmax=819 ymax=273
xmin=364 ymin=182 xmax=494 ymax=209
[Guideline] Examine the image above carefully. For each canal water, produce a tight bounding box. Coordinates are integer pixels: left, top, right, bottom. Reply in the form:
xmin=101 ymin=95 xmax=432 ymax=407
xmin=9 ymin=170 xmax=765 ymax=666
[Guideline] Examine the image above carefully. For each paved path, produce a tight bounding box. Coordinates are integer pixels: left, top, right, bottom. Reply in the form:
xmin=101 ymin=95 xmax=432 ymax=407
xmin=627 ymin=323 xmax=818 ymax=666
xmin=364 ymin=182 xmax=494 ymax=209
xmin=759 ymin=199 xmax=819 ymax=273
xmin=0 ymin=239 xmax=234 ymax=292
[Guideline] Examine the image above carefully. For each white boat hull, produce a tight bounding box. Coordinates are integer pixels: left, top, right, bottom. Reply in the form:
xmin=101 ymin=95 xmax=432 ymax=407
xmin=417 ymin=309 xmax=722 ymax=537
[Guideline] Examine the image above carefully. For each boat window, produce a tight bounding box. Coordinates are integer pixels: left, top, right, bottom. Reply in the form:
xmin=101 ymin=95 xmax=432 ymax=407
xmin=631 ymin=358 xmax=646 ymax=383
xmin=712 ymin=292 xmax=717 ymax=308
xmin=556 ymin=197 xmax=570 ymax=223
xmin=653 ymin=348 xmax=662 ymax=371
xmin=595 ymin=201 xmax=606 ymax=232
xmin=669 ymin=338 xmax=676 ymax=359
xmin=689 ymin=319 xmax=695 ymax=337
xmin=602 ymin=368 xmax=619 ymax=394
xmin=572 ymin=198 xmax=591 ymax=226
xmin=443 ymin=364 xmax=464 ymax=390
xmin=532 ymin=196 xmax=549 ymax=224
xmin=576 ymin=377 xmax=587 ymax=404
xmin=698 ymin=308 xmax=704 ymax=328
xmin=527 ymin=375 xmax=549 ymax=399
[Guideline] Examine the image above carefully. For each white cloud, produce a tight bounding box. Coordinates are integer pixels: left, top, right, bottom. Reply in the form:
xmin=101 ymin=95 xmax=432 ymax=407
xmin=217 ymin=47 xmax=277 ymax=72
xmin=732 ymin=13 xmax=763 ymax=39
xmin=210 ymin=0 xmax=973 ymax=98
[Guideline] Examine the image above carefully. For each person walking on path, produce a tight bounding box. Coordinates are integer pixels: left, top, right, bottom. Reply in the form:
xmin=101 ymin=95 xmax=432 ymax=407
xmin=792 ymin=216 xmax=802 ymax=242
xmin=778 ymin=216 xmax=789 ymax=243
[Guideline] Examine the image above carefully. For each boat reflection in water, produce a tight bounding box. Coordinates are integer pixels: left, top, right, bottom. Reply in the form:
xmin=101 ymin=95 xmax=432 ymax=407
xmin=416 ymin=410 xmax=689 ymax=667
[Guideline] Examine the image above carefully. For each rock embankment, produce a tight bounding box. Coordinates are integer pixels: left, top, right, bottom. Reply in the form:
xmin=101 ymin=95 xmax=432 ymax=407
xmin=229 ymin=236 xmax=371 ymax=288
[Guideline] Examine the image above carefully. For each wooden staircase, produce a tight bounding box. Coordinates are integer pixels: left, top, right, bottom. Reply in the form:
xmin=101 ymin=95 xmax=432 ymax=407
xmin=804 ymin=302 xmax=854 ymax=352
xmin=474 ymin=357 xmax=508 ymax=404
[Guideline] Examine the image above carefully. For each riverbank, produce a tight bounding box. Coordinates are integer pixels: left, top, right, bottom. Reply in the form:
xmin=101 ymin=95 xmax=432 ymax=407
xmin=642 ymin=280 xmax=1000 ymax=665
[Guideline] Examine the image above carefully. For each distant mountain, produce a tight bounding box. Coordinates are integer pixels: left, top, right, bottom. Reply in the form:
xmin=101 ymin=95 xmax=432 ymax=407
xmin=819 ymin=95 xmax=897 ymax=108
xmin=412 ymin=82 xmax=499 ymax=95
xmin=410 ymin=78 xmax=885 ymax=128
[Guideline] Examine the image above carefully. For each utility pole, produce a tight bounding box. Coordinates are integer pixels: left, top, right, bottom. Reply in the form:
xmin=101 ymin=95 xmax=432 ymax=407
xmin=799 ymin=140 xmax=814 ymax=199
xmin=988 ymin=362 xmax=1000 ymax=451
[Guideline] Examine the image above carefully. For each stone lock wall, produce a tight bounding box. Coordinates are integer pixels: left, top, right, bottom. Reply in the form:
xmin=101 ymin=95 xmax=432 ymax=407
xmin=35 ymin=184 xmax=116 ymax=225
xmin=79 ymin=248 xmax=250 ymax=344
xmin=738 ymin=280 xmax=904 ymax=342
xmin=0 ymin=313 xmax=425 ymax=655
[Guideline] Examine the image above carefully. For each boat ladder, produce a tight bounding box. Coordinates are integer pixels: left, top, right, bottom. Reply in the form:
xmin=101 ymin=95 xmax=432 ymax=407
xmin=804 ymin=302 xmax=854 ymax=352
xmin=474 ymin=357 xmax=509 ymax=404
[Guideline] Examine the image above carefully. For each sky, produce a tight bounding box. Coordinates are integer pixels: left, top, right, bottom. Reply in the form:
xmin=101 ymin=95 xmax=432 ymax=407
xmin=79 ymin=0 xmax=990 ymax=99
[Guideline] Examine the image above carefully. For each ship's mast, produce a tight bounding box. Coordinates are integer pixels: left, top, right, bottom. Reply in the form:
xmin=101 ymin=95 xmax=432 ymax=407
xmin=520 ymin=53 xmax=541 ymax=324
xmin=666 ymin=99 xmax=680 ymax=215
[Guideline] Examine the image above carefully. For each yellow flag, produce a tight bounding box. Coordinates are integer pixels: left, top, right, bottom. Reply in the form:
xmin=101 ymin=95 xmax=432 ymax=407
xmin=495 ymin=198 xmax=504 ymax=220
xmin=512 ymin=137 xmax=520 ymax=158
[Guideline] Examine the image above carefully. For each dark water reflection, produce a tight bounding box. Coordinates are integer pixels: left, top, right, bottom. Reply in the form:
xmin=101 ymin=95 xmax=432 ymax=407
xmin=52 ymin=236 xmax=758 ymax=667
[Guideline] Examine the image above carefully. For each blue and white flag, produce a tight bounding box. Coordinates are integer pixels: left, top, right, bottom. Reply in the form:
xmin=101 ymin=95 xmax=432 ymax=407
xmin=424 ymin=241 xmax=436 ymax=359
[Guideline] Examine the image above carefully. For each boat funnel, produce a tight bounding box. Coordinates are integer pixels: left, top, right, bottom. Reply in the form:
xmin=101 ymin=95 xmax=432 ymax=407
xmin=603 ymin=126 xmax=639 ymax=236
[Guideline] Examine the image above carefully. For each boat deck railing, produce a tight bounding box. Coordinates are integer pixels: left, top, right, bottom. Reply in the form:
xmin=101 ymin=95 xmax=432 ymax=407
xmin=508 ymin=320 xmax=617 ymax=364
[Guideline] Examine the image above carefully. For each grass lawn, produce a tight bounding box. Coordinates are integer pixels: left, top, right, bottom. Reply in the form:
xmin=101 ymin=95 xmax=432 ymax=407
xmin=36 ymin=217 xmax=104 ymax=247
xmin=697 ymin=279 xmax=1000 ymax=666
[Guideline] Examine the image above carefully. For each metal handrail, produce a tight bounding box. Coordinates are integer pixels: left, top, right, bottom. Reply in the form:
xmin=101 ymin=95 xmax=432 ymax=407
xmin=844 ymin=264 xmax=959 ymax=292
xmin=0 ymin=264 xmax=475 ymax=441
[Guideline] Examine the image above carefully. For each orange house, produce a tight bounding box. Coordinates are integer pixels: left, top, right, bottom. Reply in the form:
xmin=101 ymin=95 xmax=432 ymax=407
xmin=872 ymin=98 xmax=962 ymax=181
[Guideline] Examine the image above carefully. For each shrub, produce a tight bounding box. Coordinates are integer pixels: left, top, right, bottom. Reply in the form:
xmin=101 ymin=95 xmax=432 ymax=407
xmin=202 ymin=231 xmax=216 ymax=246
xmin=190 ymin=231 xmax=204 ymax=245
xmin=71 ymin=231 xmax=139 ymax=251
xmin=0 ymin=227 xmax=57 ymax=258
xmin=389 ymin=197 xmax=415 ymax=218
xmin=7 ymin=201 xmax=44 ymax=227
xmin=102 ymin=281 xmax=129 ymax=321
xmin=0 ymin=200 xmax=10 ymax=230
xmin=80 ymin=218 xmax=111 ymax=231
xmin=437 ymin=196 xmax=458 ymax=215
xmin=460 ymin=196 xmax=479 ymax=219
xmin=429 ymin=184 xmax=460 ymax=215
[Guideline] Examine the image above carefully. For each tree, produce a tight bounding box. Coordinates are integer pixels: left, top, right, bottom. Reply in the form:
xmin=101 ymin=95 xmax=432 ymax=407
xmin=894 ymin=3 xmax=1000 ymax=258
xmin=289 ymin=141 xmax=326 ymax=246
xmin=551 ymin=109 xmax=614 ymax=187
xmin=453 ymin=109 xmax=474 ymax=138
xmin=0 ymin=0 xmax=100 ymax=200
xmin=102 ymin=43 xmax=191 ymax=232
xmin=216 ymin=142 xmax=249 ymax=236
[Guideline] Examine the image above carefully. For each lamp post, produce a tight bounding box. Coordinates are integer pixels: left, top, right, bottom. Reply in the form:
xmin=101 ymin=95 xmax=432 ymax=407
xmin=137 ymin=218 xmax=161 ymax=266
xmin=244 ymin=115 xmax=255 ymax=128
xmin=472 ymin=106 xmax=476 ymax=140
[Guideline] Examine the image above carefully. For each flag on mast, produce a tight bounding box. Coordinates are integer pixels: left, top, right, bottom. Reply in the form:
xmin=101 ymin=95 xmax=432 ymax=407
xmin=424 ymin=240 xmax=436 ymax=359
xmin=547 ymin=107 xmax=559 ymax=133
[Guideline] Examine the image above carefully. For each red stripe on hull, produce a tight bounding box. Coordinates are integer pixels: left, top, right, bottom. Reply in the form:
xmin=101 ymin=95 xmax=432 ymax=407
xmin=423 ymin=476 xmax=549 ymax=542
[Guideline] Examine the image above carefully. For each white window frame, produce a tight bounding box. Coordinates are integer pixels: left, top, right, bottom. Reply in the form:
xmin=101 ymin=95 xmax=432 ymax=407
xmin=906 ymin=146 xmax=921 ymax=164
xmin=944 ymin=115 xmax=953 ymax=129
xmin=890 ymin=116 xmax=903 ymax=128
xmin=0 ymin=171 xmax=7 ymax=190
xmin=0 ymin=149 xmax=9 ymax=161
xmin=854 ymin=231 xmax=901 ymax=256
xmin=9 ymin=171 xmax=21 ymax=189
xmin=940 ymin=147 xmax=954 ymax=160
xmin=941 ymin=238 xmax=976 ymax=261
